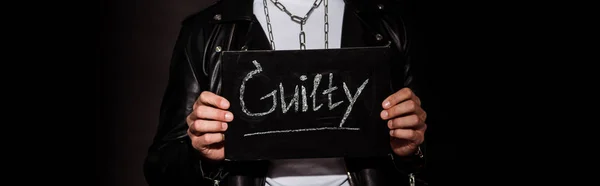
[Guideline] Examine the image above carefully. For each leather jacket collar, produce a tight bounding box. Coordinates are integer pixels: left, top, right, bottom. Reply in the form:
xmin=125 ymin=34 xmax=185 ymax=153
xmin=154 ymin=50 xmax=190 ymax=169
xmin=212 ymin=0 xmax=255 ymax=23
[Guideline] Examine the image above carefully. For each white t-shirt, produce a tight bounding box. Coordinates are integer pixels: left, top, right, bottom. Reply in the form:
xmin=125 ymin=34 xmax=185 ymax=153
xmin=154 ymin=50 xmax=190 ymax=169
xmin=252 ymin=0 xmax=349 ymax=185
xmin=254 ymin=0 xmax=345 ymax=50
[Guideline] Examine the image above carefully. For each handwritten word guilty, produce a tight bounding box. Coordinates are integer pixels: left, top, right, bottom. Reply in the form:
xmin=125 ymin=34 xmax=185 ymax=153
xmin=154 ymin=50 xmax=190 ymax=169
xmin=239 ymin=60 xmax=368 ymax=127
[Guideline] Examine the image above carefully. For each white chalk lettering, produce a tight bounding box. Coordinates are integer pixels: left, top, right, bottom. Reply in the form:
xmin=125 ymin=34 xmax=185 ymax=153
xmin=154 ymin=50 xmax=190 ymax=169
xmin=240 ymin=60 xmax=277 ymax=116
xmin=300 ymin=75 xmax=308 ymax=112
xmin=339 ymin=79 xmax=369 ymax=127
xmin=280 ymin=83 xmax=299 ymax=113
xmin=322 ymin=73 xmax=343 ymax=110
xmin=310 ymin=74 xmax=323 ymax=111
xmin=239 ymin=61 xmax=369 ymax=128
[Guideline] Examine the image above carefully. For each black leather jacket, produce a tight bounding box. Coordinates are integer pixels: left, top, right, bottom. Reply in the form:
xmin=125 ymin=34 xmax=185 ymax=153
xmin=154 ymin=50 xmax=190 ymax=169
xmin=144 ymin=0 xmax=426 ymax=185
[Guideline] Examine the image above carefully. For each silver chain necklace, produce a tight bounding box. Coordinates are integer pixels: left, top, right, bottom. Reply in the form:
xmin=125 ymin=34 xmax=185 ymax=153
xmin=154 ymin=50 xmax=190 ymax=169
xmin=262 ymin=0 xmax=329 ymax=50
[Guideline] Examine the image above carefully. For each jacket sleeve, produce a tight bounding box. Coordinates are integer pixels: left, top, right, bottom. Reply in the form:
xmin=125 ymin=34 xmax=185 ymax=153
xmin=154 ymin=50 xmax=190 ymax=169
xmin=143 ymin=22 xmax=224 ymax=186
xmin=384 ymin=0 xmax=427 ymax=179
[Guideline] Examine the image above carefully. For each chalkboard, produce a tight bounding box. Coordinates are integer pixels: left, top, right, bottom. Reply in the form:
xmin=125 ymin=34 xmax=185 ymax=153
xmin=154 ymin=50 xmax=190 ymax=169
xmin=221 ymin=46 xmax=394 ymax=161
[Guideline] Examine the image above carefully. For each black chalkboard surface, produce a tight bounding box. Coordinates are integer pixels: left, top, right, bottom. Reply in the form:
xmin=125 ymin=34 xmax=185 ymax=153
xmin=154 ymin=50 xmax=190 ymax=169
xmin=221 ymin=46 xmax=394 ymax=161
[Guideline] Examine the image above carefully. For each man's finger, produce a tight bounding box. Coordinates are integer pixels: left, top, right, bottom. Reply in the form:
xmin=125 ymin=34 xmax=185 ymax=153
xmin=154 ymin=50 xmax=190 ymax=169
xmin=193 ymin=105 xmax=234 ymax=122
xmin=186 ymin=114 xmax=194 ymax=127
xmin=198 ymin=91 xmax=230 ymax=109
xmin=390 ymin=129 xmax=423 ymax=143
xmin=414 ymin=94 xmax=421 ymax=106
xmin=387 ymin=114 xmax=424 ymax=129
xmin=381 ymin=99 xmax=421 ymax=120
xmin=382 ymin=88 xmax=415 ymax=109
xmin=189 ymin=120 xmax=228 ymax=135
xmin=197 ymin=133 xmax=225 ymax=146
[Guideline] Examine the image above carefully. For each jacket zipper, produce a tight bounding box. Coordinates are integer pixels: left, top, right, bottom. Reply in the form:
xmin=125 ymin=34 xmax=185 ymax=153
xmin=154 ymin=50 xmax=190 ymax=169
xmin=390 ymin=153 xmax=417 ymax=186
xmin=408 ymin=173 xmax=415 ymax=186
xmin=343 ymin=161 xmax=354 ymax=186
xmin=211 ymin=167 xmax=228 ymax=186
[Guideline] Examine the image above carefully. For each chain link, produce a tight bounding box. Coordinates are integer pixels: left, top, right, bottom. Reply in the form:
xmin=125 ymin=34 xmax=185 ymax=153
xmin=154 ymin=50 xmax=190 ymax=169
xmin=324 ymin=0 xmax=328 ymax=49
xmin=263 ymin=0 xmax=329 ymax=50
xmin=299 ymin=24 xmax=306 ymax=49
xmin=263 ymin=0 xmax=276 ymax=49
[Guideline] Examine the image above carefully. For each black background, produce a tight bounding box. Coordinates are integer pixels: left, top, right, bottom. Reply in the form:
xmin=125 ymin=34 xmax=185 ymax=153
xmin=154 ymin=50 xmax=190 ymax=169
xmin=95 ymin=0 xmax=516 ymax=185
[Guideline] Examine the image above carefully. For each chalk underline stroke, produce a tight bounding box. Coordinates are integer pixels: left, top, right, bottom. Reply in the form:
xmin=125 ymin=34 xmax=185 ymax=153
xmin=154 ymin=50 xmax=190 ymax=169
xmin=243 ymin=127 xmax=360 ymax=137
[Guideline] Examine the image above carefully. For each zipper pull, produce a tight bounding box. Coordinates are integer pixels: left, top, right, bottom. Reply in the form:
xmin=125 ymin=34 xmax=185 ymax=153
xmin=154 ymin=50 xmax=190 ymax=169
xmin=346 ymin=171 xmax=354 ymax=186
xmin=409 ymin=173 xmax=415 ymax=186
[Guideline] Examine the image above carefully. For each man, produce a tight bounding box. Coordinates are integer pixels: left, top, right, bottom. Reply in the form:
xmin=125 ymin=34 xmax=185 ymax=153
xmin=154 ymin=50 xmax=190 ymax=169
xmin=144 ymin=0 xmax=428 ymax=185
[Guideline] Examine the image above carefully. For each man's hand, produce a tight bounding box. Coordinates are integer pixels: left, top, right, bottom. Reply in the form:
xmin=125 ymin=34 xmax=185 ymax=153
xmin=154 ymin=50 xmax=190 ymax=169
xmin=186 ymin=91 xmax=233 ymax=161
xmin=380 ymin=88 xmax=427 ymax=156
